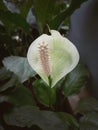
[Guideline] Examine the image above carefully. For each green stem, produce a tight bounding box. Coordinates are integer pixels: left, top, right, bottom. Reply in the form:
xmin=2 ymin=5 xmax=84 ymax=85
xmin=48 ymin=75 xmax=52 ymax=88
xmin=48 ymin=75 xmax=53 ymax=109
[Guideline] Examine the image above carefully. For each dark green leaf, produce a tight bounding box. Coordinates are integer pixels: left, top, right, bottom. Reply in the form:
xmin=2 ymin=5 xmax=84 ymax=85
xmin=77 ymin=97 xmax=98 ymax=113
xmin=33 ymin=0 xmax=55 ymax=32
xmin=80 ymin=113 xmax=98 ymax=130
xmin=57 ymin=112 xmax=79 ymax=129
xmin=4 ymin=106 xmax=76 ymax=130
xmin=49 ymin=0 xmax=88 ymax=29
xmin=33 ymin=79 xmax=56 ymax=107
xmin=3 ymin=56 xmax=36 ymax=83
xmin=0 ymin=74 xmax=18 ymax=92
xmin=0 ymin=31 xmax=13 ymax=44
xmin=20 ymin=0 xmax=33 ymax=18
xmin=4 ymin=86 xmax=36 ymax=106
xmin=62 ymin=64 xmax=90 ymax=96
xmin=0 ymin=0 xmax=7 ymax=11
xmin=0 ymin=11 xmax=30 ymax=32
xmin=0 ymin=67 xmax=12 ymax=81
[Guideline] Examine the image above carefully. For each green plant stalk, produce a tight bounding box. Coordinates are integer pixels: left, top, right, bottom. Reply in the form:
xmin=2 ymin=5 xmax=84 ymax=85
xmin=48 ymin=75 xmax=54 ymax=109
xmin=48 ymin=75 xmax=52 ymax=88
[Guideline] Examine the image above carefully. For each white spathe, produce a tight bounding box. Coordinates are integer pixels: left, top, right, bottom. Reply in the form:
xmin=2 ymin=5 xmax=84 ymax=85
xmin=27 ymin=30 xmax=79 ymax=87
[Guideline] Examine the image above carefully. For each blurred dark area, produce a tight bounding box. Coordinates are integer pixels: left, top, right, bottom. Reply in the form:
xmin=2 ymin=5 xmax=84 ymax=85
xmin=69 ymin=0 xmax=98 ymax=98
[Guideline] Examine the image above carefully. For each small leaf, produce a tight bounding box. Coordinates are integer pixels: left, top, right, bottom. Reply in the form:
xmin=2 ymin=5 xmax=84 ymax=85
xmin=33 ymin=79 xmax=56 ymax=107
xmin=2 ymin=56 xmax=36 ymax=83
xmin=62 ymin=64 xmax=90 ymax=96
xmin=80 ymin=113 xmax=98 ymax=130
xmin=77 ymin=97 xmax=98 ymax=113
xmin=3 ymin=106 xmax=70 ymax=130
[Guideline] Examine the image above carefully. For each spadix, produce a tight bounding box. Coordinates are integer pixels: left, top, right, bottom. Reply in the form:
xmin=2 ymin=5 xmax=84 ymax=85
xmin=27 ymin=30 xmax=79 ymax=87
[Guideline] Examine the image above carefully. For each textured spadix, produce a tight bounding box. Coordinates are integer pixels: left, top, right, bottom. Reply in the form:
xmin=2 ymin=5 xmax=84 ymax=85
xmin=27 ymin=30 xmax=79 ymax=87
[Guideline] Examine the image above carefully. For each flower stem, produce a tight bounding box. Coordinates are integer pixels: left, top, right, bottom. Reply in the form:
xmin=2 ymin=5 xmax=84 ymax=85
xmin=48 ymin=75 xmax=52 ymax=88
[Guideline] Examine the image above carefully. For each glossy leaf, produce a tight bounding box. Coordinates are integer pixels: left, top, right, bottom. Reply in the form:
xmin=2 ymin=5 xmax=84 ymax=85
xmin=33 ymin=79 xmax=56 ymax=107
xmin=57 ymin=112 xmax=79 ymax=129
xmin=0 ymin=86 xmax=35 ymax=106
xmin=80 ymin=113 xmax=98 ymax=130
xmin=77 ymin=97 xmax=98 ymax=113
xmin=2 ymin=56 xmax=36 ymax=83
xmin=62 ymin=64 xmax=90 ymax=96
xmin=4 ymin=106 xmax=77 ymax=130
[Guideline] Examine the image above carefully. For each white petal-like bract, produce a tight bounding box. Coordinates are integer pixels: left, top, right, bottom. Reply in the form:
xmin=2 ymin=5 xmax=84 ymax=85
xmin=27 ymin=30 xmax=79 ymax=87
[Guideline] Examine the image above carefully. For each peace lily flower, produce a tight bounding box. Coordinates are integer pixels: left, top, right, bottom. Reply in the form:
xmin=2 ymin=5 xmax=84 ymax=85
xmin=27 ymin=30 xmax=79 ymax=87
